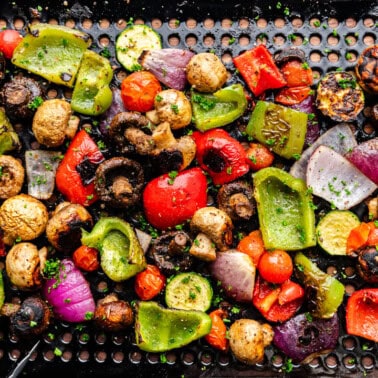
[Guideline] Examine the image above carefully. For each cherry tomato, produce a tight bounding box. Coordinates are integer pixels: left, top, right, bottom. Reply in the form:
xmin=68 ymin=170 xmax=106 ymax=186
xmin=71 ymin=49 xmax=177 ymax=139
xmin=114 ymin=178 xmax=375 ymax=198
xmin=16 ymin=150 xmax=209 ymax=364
xmin=72 ymin=245 xmax=100 ymax=272
xmin=280 ymin=60 xmax=313 ymax=87
xmin=0 ymin=29 xmax=23 ymax=59
xmin=135 ymin=264 xmax=166 ymax=300
xmin=258 ymin=249 xmax=293 ymax=284
xmin=204 ymin=309 xmax=229 ymax=351
xmin=237 ymin=229 xmax=266 ymax=266
xmin=245 ymin=143 xmax=274 ymax=171
xmin=120 ymin=71 xmax=162 ymax=112
xmin=275 ymin=86 xmax=312 ymax=106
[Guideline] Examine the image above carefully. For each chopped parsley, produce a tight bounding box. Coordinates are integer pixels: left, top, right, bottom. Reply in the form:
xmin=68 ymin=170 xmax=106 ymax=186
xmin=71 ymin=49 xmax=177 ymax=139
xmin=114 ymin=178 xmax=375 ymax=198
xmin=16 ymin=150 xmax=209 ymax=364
xmin=192 ymin=93 xmax=216 ymax=111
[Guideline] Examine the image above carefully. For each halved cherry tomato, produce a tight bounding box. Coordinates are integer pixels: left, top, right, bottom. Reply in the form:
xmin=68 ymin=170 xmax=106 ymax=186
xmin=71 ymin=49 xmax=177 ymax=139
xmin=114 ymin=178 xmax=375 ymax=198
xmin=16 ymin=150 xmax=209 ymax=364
xmin=0 ymin=29 xmax=23 ymax=59
xmin=280 ymin=60 xmax=313 ymax=87
xmin=252 ymin=276 xmax=304 ymax=322
xmin=204 ymin=309 xmax=229 ymax=351
xmin=245 ymin=143 xmax=274 ymax=171
xmin=275 ymin=86 xmax=312 ymax=106
xmin=120 ymin=71 xmax=162 ymax=112
xmin=237 ymin=229 xmax=266 ymax=266
xmin=258 ymin=249 xmax=293 ymax=284
xmin=72 ymin=245 xmax=100 ymax=272
xmin=135 ymin=264 xmax=166 ymax=300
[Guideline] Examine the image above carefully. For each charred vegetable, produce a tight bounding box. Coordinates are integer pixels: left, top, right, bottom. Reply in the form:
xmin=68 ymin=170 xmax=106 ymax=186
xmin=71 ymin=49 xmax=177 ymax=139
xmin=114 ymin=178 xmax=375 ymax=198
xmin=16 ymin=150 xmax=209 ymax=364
xmin=355 ymin=44 xmax=378 ymax=94
xmin=0 ymin=107 xmax=20 ymax=155
xmin=0 ymin=155 xmax=24 ymax=199
xmin=316 ymin=71 xmax=364 ymax=122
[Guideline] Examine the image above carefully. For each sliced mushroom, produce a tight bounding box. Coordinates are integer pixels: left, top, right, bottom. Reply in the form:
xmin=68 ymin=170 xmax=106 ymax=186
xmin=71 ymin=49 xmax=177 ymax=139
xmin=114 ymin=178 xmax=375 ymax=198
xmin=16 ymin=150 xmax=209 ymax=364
xmin=9 ymin=296 xmax=51 ymax=336
xmin=217 ymin=181 xmax=256 ymax=222
xmin=46 ymin=203 xmax=93 ymax=252
xmin=108 ymin=111 xmax=155 ymax=155
xmin=5 ymin=243 xmax=48 ymax=290
xmin=150 ymin=122 xmax=196 ymax=173
xmin=274 ymin=47 xmax=306 ymax=66
xmin=154 ymin=89 xmax=192 ymax=129
xmin=0 ymin=194 xmax=49 ymax=245
xmin=95 ymin=157 xmax=144 ymax=208
xmin=32 ymin=99 xmax=80 ymax=147
xmin=0 ymin=76 xmax=44 ymax=120
xmin=189 ymin=232 xmax=216 ymax=262
xmin=0 ymin=155 xmax=25 ymax=199
xmin=148 ymin=231 xmax=193 ymax=275
xmin=356 ymin=246 xmax=378 ymax=283
xmin=190 ymin=206 xmax=233 ymax=252
xmin=94 ymin=293 xmax=134 ymax=331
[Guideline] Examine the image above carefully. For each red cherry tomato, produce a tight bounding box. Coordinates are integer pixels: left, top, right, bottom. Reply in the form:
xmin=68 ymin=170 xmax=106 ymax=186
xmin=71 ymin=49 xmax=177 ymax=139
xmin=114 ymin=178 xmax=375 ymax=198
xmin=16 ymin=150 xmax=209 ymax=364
xmin=135 ymin=264 xmax=166 ymax=300
xmin=120 ymin=71 xmax=162 ymax=112
xmin=204 ymin=309 xmax=229 ymax=351
xmin=236 ymin=229 xmax=266 ymax=266
xmin=0 ymin=29 xmax=23 ymax=59
xmin=72 ymin=245 xmax=100 ymax=272
xmin=258 ymin=249 xmax=293 ymax=284
xmin=245 ymin=143 xmax=274 ymax=171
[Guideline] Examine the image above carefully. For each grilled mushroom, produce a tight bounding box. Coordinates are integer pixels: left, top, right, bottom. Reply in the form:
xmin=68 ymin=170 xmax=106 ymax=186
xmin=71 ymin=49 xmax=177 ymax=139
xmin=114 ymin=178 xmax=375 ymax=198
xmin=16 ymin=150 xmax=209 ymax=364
xmin=32 ymin=99 xmax=80 ymax=147
xmin=150 ymin=122 xmax=196 ymax=173
xmin=153 ymin=89 xmax=192 ymax=129
xmin=95 ymin=157 xmax=144 ymax=208
xmin=46 ymin=203 xmax=93 ymax=252
xmin=355 ymin=44 xmax=378 ymax=94
xmin=217 ymin=181 xmax=255 ymax=222
xmin=5 ymin=243 xmax=48 ymax=290
xmin=0 ymin=76 xmax=44 ymax=120
xmin=94 ymin=293 xmax=134 ymax=331
xmin=356 ymin=246 xmax=378 ymax=283
xmin=148 ymin=231 xmax=193 ymax=275
xmin=108 ymin=111 xmax=155 ymax=155
xmin=0 ymin=194 xmax=49 ymax=245
xmin=274 ymin=47 xmax=306 ymax=65
xmin=0 ymin=155 xmax=25 ymax=199
xmin=7 ymin=296 xmax=51 ymax=336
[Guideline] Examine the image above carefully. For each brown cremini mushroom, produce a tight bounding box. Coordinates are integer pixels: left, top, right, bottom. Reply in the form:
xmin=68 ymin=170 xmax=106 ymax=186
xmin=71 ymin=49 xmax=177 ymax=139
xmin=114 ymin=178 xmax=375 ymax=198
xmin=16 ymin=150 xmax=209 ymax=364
xmin=356 ymin=246 xmax=378 ymax=283
xmin=0 ymin=155 xmax=25 ymax=199
xmin=95 ymin=156 xmax=144 ymax=208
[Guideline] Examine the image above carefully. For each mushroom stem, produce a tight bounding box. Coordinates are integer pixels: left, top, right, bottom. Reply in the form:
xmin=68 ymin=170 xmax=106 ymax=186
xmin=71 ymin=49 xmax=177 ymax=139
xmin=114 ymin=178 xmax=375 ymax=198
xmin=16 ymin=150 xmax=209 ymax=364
xmin=152 ymin=122 xmax=176 ymax=149
xmin=168 ymin=232 xmax=189 ymax=256
xmin=229 ymin=192 xmax=254 ymax=219
xmin=112 ymin=175 xmax=133 ymax=199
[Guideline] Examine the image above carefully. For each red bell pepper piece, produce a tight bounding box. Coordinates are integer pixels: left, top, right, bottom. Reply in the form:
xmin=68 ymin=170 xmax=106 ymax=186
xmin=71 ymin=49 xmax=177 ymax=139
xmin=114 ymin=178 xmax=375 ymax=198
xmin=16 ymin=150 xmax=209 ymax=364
xmin=192 ymin=129 xmax=250 ymax=185
xmin=56 ymin=129 xmax=104 ymax=206
xmin=346 ymin=288 xmax=378 ymax=342
xmin=205 ymin=308 xmax=229 ymax=351
xmin=346 ymin=221 xmax=378 ymax=255
xmin=233 ymin=45 xmax=287 ymax=97
xmin=252 ymin=276 xmax=304 ymax=322
xmin=143 ymin=167 xmax=207 ymax=230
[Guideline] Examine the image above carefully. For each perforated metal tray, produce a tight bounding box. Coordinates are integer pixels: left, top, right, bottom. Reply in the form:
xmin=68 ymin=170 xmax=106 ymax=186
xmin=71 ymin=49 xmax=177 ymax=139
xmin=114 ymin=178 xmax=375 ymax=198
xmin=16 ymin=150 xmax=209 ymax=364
xmin=0 ymin=0 xmax=377 ymax=377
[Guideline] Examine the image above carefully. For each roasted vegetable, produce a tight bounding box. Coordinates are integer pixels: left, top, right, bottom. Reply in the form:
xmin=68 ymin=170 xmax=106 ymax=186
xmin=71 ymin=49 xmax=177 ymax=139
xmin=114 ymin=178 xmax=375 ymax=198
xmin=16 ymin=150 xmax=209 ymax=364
xmin=355 ymin=44 xmax=378 ymax=94
xmin=253 ymin=167 xmax=316 ymax=250
xmin=294 ymin=252 xmax=345 ymax=319
xmin=0 ymin=154 xmax=24 ymax=199
xmin=134 ymin=301 xmax=212 ymax=352
xmin=0 ymin=107 xmax=20 ymax=154
xmin=246 ymin=101 xmax=308 ymax=160
xmin=81 ymin=217 xmax=146 ymax=282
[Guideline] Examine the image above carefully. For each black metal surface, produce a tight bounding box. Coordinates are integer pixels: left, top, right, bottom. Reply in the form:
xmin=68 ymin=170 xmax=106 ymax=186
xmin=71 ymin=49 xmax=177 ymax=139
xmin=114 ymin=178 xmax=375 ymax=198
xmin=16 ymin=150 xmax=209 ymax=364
xmin=0 ymin=0 xmax=377 ymax=377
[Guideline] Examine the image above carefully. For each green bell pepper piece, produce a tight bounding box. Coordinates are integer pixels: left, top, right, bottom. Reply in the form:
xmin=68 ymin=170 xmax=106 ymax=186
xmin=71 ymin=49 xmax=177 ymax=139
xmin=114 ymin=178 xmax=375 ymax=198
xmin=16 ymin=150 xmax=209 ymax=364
xmin=246 ymin=100 xmax=308 ymax=159
xmin=81 ymin=217 xmax=146 ymax=282
xmin=0 ymin=108 xmax=20 ymax=155
xmin=135 ymin=301 xmax=212 ymax=352
xmin=294 ymin=252 xmax=345 ymax=319
xmin=12 ymin=23 xmax=91 ymax=88
xmin=71 ymin=50 xmax=113 ymax=116
xmin=191 ymin=83 xmax=247 ymax=131
xmin=253 ymin=167 xmax=316 ymax=250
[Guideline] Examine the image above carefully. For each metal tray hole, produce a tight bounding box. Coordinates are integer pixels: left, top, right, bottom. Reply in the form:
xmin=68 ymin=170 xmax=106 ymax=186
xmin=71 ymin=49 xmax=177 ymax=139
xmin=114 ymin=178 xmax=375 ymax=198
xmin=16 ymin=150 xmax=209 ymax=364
xmin=112 ymin=350 xmax=125 ymax=364
xmin=343 ymin=354 xmax=357 ymax=369
xmin=363 ymin=33 xmax=376 ymax=46
xmin=271 ymin=353 xmax=284 ymax=369
xmin=221 ymin=18 xmax=233 ymax=29
xmin=291 ymin=17 xmax=304 ymax=29
xmin=185 ymin=34 xmax=197 ymax=47
xmin=181 ymin=350 xmax=196 ymax=366
xmin=221 ymin=52 xmax=233 ymax=65
xmin=64 ymin=19 xmax=76 ymax=29
xmin=168 ymin=33 xmax=181 ymax=47
xmin=238 ymin=18 xmax=250 ymax=29
xmin=81 ymin=18 xmax=93 ymax=30
xmin=146 ymin=352 xmax=159 ymax=364
xmin=203 ymin=18 xmax=215 ymax=30
xmin=327 ymin=33 xmax=340 ymax=47
xmin=345 ymin=33 xmax=358 ymax=47
xmin=96 ymin=280 xmax=109 ymax=293
xmin=256 ymin=18 xmax=268 ymax=29
xmin=361 ymin=354 xmax=375 ymax=370
xmin=98 ymin=18 xmax=111 ymax=30
xmin=151 ymin=19 xmax=162 ymax=30
xmin=60 ymin=331 xmax=73 ymax=344
xmin=309 ymin=33 xmax=322 ymax=46
xmin=326 ymin=51 xmax=340 ymax=64
xmin=345 ymin=50 xmax=358 ymax=63
xmin=342 ymin=336 xmax=357 ymax=351
xmin=61 ymin=349 xmax=73 ymax=362
xmin=345 ymin=18 xmax=358 ymax=28
xmin=8 ymin=348 xmax=21 ymax=362
xmin=95 ymin=332 xmax=107 ymax=345
xmin=309 ymin=17 xmax=322 ymax=29
xmin=98 ymin=34 xmax=111 ymax=48
xmin=328 ymin=18 xmax=340 ymax=29
xmin=217 ymin=352 xmax=230 ymax=367
xmin=288 ymin=33 xmax=305 ymax=46
xmin=344 ymin=283 xmax=357 ymax=296
xmin=363 ymin=17 xmax=376 ymax=28
xmin=203 ymin=34 xmax=215 ymax=48
xmin=273 ymin=34 xmax=286 ymax=47
xmin=168 ymin=18 xmax=180 ymax=29
xmin=199 ymin=350 xmax=215 ymax=366
xmin=324 ymin=353 xmax=339 ymax=369
xmin=238 ymin=34 xmax=251 ymax=47
xmin=310 ymin=51 xmax=323 ymax=63
xmin=308 ymin=357 xmax=321 ymax=369
xmin=274 ymin=18 xmax=286 ymax=29
xmin=94 ymin=350 xmax=107 ymax=363
xmin=221 ymin=34 xmax=234 ymax=47
xmin=129 ymin=349 xmax=142 ymax=364
xmin=112 ymin=333 xmax=126 ymax=346
xmin=13 ymin=17 xmax=26 ymax=30
xmin=42 ymin=348 xmax=56 ymax=362
xmin=0 ymin=18 xmax=7 ymax=28
xmin=186 ymin=18 xmax=197 ymax=30
xmin=256 ymin=33 xmax=268 ymax=44
xmin=78 ymin=349 xmax=90 ymax=363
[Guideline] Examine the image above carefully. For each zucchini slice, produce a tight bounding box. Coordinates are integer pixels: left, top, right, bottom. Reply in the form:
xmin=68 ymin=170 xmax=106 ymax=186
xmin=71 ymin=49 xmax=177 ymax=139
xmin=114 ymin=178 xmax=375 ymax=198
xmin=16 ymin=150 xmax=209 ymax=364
xmin=316 ymin=71 xmax=364 ymax=122
xmin=316 ymin=210 xmax=360 ymax=255
xmin=165 ymin=272 xmax=213 ymax=311
xmin=116 ymin=24 xmax=162 ymax=71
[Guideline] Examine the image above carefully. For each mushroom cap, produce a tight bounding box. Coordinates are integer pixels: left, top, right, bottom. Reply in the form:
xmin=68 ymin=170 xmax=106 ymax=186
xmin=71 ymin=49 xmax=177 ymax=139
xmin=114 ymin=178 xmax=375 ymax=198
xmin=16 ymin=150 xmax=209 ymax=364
xmin=32 ymin=99 xmax=72 ymax=147
xmin=0 ymin=155 xmax=25 ymax=199
xmin=0 ymin=193 xmax=48 ymax=244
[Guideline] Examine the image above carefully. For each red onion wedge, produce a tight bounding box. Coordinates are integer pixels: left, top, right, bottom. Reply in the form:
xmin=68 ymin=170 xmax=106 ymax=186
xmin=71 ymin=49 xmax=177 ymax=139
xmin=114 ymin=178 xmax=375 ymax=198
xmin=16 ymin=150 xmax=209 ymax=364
xmin=345 ymin=137 xmax=378 ymax=185
xmin=209 ymin=249 xmax=256 ymax=302
xmin=306 ymin=145 xmax=377 ymax=210
xmin=139 ymin=49 xmax=195 ymax=91
xmin=290 ymin=123 xmax=357 ymax=181
xmin=42 ymin=259 xmax=95 ymax=323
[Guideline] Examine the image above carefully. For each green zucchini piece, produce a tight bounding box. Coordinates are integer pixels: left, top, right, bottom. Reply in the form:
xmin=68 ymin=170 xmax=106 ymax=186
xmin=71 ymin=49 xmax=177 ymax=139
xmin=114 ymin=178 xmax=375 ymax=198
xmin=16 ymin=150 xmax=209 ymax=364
xmin=116 ymin=24 xmax=161 ymax=71
xmin=165 ymin=272 xmax=213 ymax=311
xmin=12 ymin=23 xmax=91 ymax=87
xmin=135 ymin=301 xmax=212 ymax=352
xmin=316 ymin=210 xmax=360 ymax=256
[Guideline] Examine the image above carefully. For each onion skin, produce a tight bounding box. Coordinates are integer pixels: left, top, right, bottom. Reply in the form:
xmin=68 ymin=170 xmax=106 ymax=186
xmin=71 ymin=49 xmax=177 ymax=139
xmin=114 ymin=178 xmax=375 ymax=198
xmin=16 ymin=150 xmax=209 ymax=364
xmin=42 ymin=259 xmax=95 ymax=323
